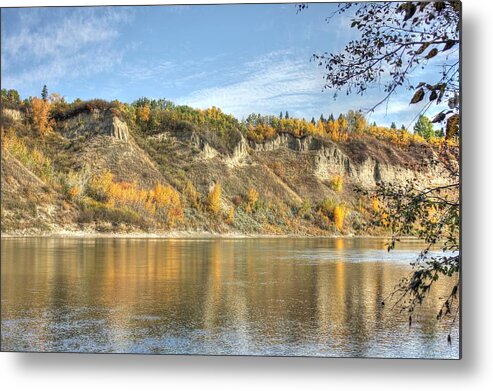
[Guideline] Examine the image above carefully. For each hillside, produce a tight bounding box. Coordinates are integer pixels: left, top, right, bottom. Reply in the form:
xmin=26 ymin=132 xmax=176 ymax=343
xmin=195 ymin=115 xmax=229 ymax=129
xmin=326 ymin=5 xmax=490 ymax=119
xmin=0 ymin=97 xmax=456 ymax=236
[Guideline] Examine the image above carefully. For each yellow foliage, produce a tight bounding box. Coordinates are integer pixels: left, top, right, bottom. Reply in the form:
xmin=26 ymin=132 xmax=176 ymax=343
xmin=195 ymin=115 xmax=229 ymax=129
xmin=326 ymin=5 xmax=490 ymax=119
xmin=207 ymin=183 xmax=222 ymax=215
xmin=2 ymin=129 xmax=54 ymax=181
xmin=381 ymin=212 xmax=389 ymax=227
xmin=246 ymin=187 xmax=259 ymax=212
xmin=372 ymin=197 xmax=380 ymax=212
xmin=89 ymin=171 xmax=114 ymax=202
xmin=88 ymin=172 xmax=184 ymax=226
xmin=226 ymin=206 xmax=235 ymax=225
xmin=330 ymin=175 xmax=343 ymax=193
xmin=333 ymin=204 xmax=346 ymax=232
xmin=184 ymin=180 xmax=200 ymax=209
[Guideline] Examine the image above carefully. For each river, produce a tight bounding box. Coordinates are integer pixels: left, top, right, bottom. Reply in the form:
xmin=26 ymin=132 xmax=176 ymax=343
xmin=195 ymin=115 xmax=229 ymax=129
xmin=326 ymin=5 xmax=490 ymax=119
xmin=0 ymin=237 xmax=459 ymax=358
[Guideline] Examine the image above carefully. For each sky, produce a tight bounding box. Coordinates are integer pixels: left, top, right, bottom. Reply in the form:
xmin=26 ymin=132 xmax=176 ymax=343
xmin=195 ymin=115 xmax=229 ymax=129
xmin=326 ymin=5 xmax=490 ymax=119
xmin=1 ymin=4 xmax=457 ymax=128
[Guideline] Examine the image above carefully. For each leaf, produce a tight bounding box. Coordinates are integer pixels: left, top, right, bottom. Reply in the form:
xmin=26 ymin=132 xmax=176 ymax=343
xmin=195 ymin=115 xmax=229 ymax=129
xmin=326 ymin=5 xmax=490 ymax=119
xmin=410 ymin=88 xmax=425 ymax=104
xmin=415 ymin=43 xmax=430 ymax=55
xmin=402 ymin=3 xmax=417 ymax=21
xmin=443 ymin=40 xmax=457 ymax=51
xmin=429 ymin=90 xmax=438 ymax=101
xmin=432 ymin=112 xmax=446 ymax=123
xmin=425 ymin=48 xmax=439 ymax=59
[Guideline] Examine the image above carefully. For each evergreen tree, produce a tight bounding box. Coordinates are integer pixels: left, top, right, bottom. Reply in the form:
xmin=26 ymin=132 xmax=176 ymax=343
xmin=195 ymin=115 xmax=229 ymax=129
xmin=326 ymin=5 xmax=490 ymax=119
xmin=41 ymin=85 xmax=48 ymax=101
xmin=311 ymin=117 xmax=316 ymax=125
xmin=390 ymin=122 xmax=397 ymax=130
xmin=279 ymin=111 xmax=283 ymax=119
xmin=413 ymin=115 xmax=435 ymax=140
xmin=285 ymin=111 xmax=289 ymax=119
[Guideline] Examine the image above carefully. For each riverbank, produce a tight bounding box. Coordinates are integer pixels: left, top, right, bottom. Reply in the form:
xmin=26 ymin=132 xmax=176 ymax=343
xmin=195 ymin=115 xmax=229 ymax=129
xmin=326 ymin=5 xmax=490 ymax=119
xmin=1 ymin=229 xmax=368 ymax=239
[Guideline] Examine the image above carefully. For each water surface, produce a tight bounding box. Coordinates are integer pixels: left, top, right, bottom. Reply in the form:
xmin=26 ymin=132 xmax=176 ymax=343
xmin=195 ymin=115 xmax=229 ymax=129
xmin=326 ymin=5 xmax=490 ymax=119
xmin=1 ymin=237 xmax=459 ymax=358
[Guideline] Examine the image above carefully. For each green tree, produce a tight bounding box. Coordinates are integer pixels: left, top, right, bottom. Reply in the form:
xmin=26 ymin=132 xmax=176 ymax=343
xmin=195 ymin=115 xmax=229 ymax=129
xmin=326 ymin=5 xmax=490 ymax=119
xmin=312 ymin=2 xmax=460 ymax=129
xmin=1 ymin=89 xmax=21 ymax=108
xmin=41 ymin=85 xmax=48 ymax=101
xmin=390 ymin=122 xmax=397 ymax=130
xmin=413 ymin=115 xmax=435 ymax=140
xmin=310 ymin=1 xmax=460 ymax=337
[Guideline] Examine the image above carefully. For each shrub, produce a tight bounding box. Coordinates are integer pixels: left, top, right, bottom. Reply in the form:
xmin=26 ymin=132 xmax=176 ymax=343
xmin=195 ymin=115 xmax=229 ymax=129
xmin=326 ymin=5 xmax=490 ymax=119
xmin=207 ymin=183 xmax=222 ymax=215
xmin=330 ymin=174 xmax=344 ymax=192
xmin=297 ymin=199 xmax=312 ymax=219
xmin=333 ymin=204 xmax=347 ymax=232
xmin=246 ymin=187 xmax=259 ymax=213
xmin=183 ymin=180 xmax=200 ymax=209
xmin=226 ymin=207 xmax=235 ymax=225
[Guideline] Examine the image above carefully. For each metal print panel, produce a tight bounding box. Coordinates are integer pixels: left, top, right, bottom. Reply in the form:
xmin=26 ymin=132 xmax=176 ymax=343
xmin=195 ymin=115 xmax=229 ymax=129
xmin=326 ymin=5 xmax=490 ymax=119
xmin=0 ymin=1 xmax=461 ymax=359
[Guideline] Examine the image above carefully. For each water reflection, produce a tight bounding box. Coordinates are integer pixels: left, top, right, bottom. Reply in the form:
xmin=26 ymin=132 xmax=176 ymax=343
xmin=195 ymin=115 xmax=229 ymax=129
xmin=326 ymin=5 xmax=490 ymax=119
xmin=1 ymin=237 xmax=459 ymax=358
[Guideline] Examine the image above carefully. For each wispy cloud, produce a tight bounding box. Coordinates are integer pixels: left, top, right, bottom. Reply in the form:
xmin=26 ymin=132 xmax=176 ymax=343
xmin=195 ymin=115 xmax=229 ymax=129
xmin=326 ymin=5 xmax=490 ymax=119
xmin=175 ymin=50 xmax=326 ymax=118
xmin=1 ymin=7 xmax=133 ymax=89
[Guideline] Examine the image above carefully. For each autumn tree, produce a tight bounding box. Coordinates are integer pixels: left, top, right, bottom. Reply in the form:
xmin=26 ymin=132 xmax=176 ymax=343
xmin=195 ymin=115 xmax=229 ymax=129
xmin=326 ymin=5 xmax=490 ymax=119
xmin=30 ymin=97 xmax=51 ymax=136
xmin=207 ymin=183 xmax=222 ymax=215
xmin=312 ymin=2 xmax=460 ymax=131
xmin=308 ymin=1 xmax=460 ymax=335
xmin=245 ymin=187 xmax=259 ymax=213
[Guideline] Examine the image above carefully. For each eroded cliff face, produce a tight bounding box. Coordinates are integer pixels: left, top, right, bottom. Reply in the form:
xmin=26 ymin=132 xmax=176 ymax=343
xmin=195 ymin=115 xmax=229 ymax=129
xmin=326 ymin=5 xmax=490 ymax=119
xmin=57 ymin=109 xmax=130 ymax=142
xmin=1 ymin=110 xmax=453 ymax=235
xmin=190 ymin=131 xmax=442 ymax=188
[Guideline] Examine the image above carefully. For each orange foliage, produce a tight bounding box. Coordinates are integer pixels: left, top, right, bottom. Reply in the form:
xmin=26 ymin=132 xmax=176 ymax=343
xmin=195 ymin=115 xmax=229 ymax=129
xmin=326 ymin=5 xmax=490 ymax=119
xmin=31 ymin=97 xmax=52 ymax=135
xmin=136 ymin=105 xmax=151 ymax=122
xmin=88 ymin=171 xmax=184 ymax=226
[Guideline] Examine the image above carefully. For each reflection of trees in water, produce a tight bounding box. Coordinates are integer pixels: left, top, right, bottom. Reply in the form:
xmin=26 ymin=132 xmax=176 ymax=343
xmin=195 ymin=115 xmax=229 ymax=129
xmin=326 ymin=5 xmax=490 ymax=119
xmin=1 ymin=238 xmax=458 ymax=355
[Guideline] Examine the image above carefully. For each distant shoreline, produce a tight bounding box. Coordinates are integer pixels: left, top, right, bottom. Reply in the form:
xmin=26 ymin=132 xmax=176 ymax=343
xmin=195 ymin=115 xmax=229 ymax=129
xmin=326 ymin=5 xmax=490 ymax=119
xmin=0 ymin=230 xmax=412 ymax=241
xmin=1 ymin=230 xmax=345 ymax=239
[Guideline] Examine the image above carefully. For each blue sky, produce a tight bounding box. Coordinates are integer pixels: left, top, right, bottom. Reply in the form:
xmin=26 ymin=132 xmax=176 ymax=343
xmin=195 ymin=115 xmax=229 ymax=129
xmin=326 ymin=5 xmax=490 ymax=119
xmin=1 ymin=4 xmax=456 ymax=127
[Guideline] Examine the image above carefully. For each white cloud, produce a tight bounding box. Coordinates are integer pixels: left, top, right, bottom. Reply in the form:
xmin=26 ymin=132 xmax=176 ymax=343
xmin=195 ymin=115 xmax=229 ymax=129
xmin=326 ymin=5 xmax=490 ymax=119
xmin=1 ymin=7 xmax=133 ymax=89
xmin=175 ymin=50 xmax=325 ymax=118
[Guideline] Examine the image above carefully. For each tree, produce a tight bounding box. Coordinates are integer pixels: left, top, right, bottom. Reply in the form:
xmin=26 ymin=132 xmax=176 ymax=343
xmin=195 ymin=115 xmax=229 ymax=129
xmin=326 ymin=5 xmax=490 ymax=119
xmin=368 ymin=145 xmax=459 ymax=337
xmin=312 ymin=2 xmax=460 ymax=130
xmin=285 ymin=111 xmax=289 ymax=119
xmin=1 ymin=89 xmax=21 ymax=109
xmin=207 ymin=183 xmax=222 ymax=215
xmin=413 ymin=115 xmax=435 ymax=140
xmin=310 ymin=1 xmax=460 ymax=336
xmin=30 ymin=97 xmax=51 ymax=136
xmin=390 ymin=122 xmax=397 ymax=130
xmin=41 ymin=85 xmax=48 ymax=101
